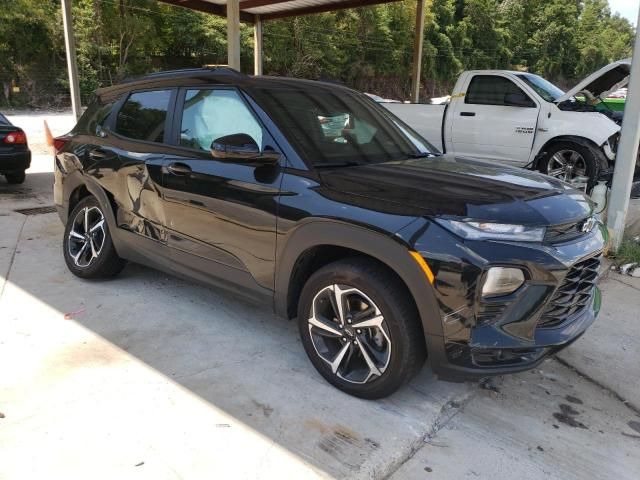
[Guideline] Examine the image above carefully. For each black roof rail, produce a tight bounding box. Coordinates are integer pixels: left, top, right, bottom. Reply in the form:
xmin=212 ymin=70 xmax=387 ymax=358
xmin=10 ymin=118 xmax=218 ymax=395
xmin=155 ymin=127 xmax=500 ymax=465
xmin=121 ymin=66 xmax=244 ymax=84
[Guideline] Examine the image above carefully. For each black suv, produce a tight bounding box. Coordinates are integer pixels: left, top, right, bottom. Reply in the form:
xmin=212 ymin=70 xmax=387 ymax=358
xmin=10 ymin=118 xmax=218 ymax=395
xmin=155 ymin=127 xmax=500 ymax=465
xmin=54 ymin=68 xmax=604 ymax=398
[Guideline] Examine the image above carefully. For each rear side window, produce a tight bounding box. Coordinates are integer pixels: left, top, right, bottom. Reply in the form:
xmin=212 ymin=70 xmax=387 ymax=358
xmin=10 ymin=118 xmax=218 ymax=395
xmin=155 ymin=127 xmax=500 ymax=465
xmin=179 ymin=89 xmax=262 ymax=150
xmin=75 ymin=99 xmax=114 ymax=136
xmin=115 ymin=90 xmax=171 ymax=142
xmin=466 ymin=76 xmax=529 ymax=106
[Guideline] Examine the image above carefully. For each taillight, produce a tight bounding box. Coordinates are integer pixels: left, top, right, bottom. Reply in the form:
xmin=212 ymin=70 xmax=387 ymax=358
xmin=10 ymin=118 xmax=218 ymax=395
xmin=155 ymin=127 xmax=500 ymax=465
xmin=3 ymin=130 xmax=27 ymax=144
xmin=53 ymin=136 xmax=69 ymax=152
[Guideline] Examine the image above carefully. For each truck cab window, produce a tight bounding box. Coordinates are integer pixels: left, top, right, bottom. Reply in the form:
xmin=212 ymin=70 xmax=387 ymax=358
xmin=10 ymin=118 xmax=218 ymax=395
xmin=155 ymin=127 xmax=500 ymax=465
xmin=466 ymin=76 xmax=533 ymax=107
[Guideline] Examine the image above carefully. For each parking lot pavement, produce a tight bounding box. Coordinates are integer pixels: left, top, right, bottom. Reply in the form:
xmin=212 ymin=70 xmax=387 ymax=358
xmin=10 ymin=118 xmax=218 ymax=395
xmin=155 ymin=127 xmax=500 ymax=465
xmin=557 ymin=271 xmax=640 ymax=411
xmin=2 ymin=165 xmax=639 ymax=480
xmin=390 ymin=358 xmax=640 ymax=480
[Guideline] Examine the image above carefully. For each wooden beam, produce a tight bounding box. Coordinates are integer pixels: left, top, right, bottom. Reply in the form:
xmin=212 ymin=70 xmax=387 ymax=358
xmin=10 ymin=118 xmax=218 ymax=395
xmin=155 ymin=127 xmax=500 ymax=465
xmin=157 ymin=0 xmax=255 ymax=23
xmin=261 ymin=0 xmax=401 ymax=21
xmin=227 ymin=0 xmax=241 ymax=70
xmin=410 ymin=0 xmax=426 ymax=103
xmin=240 ymin=0 xmax=291 ymax=9
xmin=254 ymin=15 xmax=263 ymax=75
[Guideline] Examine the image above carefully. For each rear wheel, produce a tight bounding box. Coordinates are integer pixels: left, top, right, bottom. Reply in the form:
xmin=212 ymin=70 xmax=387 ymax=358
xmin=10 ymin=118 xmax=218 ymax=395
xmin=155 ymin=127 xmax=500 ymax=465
xmin=63 ymin=196 xmax=126 ymax=279
xmin=297 ymin=258 xmax=426 ymax=399
xmin=5 ymin=171 xmax=26 ymax=184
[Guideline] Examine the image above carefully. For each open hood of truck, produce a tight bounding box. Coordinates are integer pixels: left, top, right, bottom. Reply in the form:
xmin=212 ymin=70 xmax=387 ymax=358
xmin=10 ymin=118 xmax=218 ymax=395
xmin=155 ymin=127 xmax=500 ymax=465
xmin=556 ymin=58 xmax=631 ymax=103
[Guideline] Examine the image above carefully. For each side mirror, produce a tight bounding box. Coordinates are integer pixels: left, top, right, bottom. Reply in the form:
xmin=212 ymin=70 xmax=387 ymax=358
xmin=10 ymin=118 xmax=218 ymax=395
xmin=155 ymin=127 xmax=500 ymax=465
xmin=504 ymin=93 xmax=535 ymax=108
xmin=210 ymin=133 xmax=279 ymax=165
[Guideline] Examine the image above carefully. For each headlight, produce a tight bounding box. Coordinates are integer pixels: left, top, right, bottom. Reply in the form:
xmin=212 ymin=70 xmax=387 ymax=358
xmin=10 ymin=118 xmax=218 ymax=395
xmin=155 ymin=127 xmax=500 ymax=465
xmin=435 ymin=219 xmax=545 ymax=242
xmin=482 ymin=267 xmax=525 ymax=297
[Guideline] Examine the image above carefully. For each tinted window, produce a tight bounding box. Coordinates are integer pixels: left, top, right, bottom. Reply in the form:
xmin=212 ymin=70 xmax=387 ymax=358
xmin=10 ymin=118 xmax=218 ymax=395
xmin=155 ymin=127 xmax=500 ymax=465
xmin=180 ymin=89 xmax=262 ymax=151
xmin=115 ymin=90 xmax=171 ymax=142
xmin=248 ymin=87 xmax=435 ymax=166
xmin=466 ymin=76 xmax=531 ymax=106
xmin=0 ymin=113 xmax=9 ymax=125
xmin=76 ymin=99 xmax=114 ymax=136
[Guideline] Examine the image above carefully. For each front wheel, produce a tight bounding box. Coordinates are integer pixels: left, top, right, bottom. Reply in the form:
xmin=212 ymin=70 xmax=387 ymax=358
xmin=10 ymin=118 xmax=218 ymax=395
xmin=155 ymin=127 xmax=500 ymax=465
xmin=539 ymin=142 xmax=605 ymax=189
xmin=297 ymin=258 xmax=426 ymax=399
xmin=63 ymin=196 xmax=126 ymax=279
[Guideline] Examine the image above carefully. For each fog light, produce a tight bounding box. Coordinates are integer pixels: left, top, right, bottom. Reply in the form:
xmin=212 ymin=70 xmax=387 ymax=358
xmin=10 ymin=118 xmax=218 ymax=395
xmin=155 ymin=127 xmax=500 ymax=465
xmin=482 ymin=267 xmax=525 ymax=297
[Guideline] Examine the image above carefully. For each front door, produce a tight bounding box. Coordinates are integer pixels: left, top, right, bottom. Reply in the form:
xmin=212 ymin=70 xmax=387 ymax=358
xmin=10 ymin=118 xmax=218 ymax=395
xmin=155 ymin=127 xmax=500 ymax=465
xmin=162 ymin=87 xmax=283 ymax=295
xmin=449 ymin=74 xmax=540 ymax=166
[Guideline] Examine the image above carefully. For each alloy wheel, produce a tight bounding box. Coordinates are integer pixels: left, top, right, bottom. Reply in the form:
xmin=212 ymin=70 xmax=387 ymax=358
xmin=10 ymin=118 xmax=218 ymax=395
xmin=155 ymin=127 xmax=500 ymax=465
xmin=67 ymin=206 xmax=106 ymax=268
xmin=546 ymin=149 xmax=587 ymax=182
xmin=307 ymin=284 xmax=391 ymax=384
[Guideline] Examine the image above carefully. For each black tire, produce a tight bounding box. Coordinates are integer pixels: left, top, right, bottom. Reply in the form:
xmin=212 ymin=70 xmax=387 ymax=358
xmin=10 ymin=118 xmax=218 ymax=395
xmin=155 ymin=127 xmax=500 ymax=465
xmin=63 ymin=196 xmax=126 ymax=279
xmin=539 ymin=141 xmax=607 ymax=190
xmin=5 ymin=171 xmax=26 ymax=184
xmin=297 ymin=257 xmax=426 ymax=399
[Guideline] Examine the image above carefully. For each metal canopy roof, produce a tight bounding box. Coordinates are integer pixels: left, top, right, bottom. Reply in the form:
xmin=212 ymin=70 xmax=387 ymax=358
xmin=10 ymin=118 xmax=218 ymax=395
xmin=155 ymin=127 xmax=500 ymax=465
xmin=158 ymin=0 xmax=401 ymax=22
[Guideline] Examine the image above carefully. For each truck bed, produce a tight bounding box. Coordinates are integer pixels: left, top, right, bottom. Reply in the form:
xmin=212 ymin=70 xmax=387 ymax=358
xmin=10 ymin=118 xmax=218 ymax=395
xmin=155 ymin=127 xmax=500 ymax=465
xmin=383 ymin=103 xmax=446 ymax=152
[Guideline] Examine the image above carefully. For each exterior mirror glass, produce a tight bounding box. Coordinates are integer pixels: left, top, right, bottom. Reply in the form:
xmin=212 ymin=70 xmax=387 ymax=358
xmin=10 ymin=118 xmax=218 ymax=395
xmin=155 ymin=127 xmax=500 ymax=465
xmin=210 ymin=134 xmax=279 ymax=165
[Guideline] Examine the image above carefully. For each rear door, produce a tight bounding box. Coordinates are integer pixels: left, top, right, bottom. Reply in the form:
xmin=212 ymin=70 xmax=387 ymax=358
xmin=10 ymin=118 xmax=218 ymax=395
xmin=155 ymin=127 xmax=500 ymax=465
xmin=104 ymin=88 xmax=175 ymax=244
xmin=449 ymin=74 xmax=540 ymax=166
xmin=161 ymin=87 xmax=283 ymax=295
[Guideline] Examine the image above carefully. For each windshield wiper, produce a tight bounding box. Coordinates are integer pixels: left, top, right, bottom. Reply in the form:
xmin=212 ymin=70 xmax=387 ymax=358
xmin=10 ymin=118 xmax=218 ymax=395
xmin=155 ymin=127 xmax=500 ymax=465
xmin=314 ymin=161 xmax=364 ymax=168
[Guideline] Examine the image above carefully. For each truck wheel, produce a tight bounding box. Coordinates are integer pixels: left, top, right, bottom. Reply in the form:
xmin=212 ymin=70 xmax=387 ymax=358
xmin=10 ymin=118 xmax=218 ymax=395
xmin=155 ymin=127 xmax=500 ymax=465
xmin=539 ymin=141 xmax=605 ymax=189
xmin=297 ymin=257 xmax=426 ymax=399
xmin=5 ymin=171 xmax=26 ymax=184
xmin=63 ymin=196 xmax=126 ymax=279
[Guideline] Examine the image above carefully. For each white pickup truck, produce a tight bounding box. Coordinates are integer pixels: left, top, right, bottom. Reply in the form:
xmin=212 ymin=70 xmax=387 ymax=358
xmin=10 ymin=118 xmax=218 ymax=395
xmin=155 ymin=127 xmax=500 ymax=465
xmin=385 ymin=59 xmax=631 ymax=188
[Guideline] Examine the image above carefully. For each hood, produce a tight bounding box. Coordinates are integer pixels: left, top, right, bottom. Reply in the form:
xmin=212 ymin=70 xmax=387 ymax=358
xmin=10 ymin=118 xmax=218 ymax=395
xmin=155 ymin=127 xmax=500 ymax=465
xmin=318 ymin=155 xmax=593 ymax=226
xmin=556 ymin=58 xmax=631 ymax=103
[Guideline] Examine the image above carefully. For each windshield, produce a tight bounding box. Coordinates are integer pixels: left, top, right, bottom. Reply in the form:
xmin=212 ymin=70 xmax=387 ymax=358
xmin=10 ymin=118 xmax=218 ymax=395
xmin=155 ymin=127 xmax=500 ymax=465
xmin=248 ymin=86 xmax=436 ymax=166
xmin=516 ymin=73 xmax=565 ymax=102
xmin=0 ymin=113 xmax=9 ymax=125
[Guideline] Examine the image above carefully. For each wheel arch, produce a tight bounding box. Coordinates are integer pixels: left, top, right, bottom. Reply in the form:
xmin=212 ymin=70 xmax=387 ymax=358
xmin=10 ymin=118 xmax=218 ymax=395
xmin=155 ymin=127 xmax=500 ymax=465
xmin=274 ymin=220 xmax=444 ymax=343
xmin=531 ymin=135 xmax=608 ymax=171
xmin=64 ymin=174 xmax=119 ymax=236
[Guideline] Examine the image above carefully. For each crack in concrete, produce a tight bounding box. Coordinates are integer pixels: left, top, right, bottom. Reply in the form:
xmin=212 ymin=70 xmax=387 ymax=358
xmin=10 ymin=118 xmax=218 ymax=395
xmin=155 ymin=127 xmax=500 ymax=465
xmin=553 ymin=356 xmax=640 ymax=415
xmin=610 ymin=276 xmax=640 ymax=292
xmin=0 ymin=216 xmax=27 ymax=299
xmin=377 ymin=387 xmax=478 ymax=480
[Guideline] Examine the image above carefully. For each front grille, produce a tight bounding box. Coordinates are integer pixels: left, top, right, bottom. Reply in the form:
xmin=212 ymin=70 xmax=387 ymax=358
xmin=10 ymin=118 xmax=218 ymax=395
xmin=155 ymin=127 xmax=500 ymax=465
xmin=544 ymin=219 xmax=587 ymax=244
xmin=538 ymin=254 xmax=602 ymax=328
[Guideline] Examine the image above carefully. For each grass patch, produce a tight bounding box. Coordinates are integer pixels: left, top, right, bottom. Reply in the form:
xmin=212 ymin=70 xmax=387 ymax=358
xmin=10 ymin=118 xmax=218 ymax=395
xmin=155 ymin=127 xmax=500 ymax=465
xmin=611 ymin=237 xmax=640 ymax=266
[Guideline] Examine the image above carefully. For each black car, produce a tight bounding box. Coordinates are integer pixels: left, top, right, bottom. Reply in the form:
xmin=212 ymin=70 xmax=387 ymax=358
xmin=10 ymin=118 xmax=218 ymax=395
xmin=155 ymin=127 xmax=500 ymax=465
xmin=53 ymin=68 xmax=604 ymax=398
xmin=0 ymin=112 xmax=31 ymax=184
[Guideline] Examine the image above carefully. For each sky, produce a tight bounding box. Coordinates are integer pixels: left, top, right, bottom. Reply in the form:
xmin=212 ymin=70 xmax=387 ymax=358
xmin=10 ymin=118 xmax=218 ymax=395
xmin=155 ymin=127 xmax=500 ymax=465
xmin=609 ymin=0 xmax=639 ymax=26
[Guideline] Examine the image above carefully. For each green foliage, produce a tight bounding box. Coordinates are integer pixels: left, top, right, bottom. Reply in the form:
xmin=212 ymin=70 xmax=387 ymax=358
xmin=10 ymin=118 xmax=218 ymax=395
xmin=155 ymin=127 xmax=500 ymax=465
xmin=0 ymin=0 xmax=635 ymax=107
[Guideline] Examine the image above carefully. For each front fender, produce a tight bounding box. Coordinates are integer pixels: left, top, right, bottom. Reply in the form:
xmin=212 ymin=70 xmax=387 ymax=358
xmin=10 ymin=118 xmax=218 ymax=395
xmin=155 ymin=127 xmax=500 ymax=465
xmin=274 ymin=219 xmax=444 ymax=341
xmin=530 ymin=110 xmax=620 ymax=163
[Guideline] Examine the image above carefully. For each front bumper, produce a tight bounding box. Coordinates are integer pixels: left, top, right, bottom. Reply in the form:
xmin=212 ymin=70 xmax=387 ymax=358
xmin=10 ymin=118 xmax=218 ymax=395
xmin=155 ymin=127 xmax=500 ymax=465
xmin=426 ymin=286 xmax=600 ymax=381
xmin=0 ymin=150 xmax=31 ymax=173
xmin=396 ymin=218 xmax=606 ymax=382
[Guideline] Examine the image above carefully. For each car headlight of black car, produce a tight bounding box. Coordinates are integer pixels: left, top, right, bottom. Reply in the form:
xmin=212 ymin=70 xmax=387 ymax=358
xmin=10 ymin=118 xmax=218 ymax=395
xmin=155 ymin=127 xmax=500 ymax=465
xmin=435 ymin=218 xmax=546 ymax=242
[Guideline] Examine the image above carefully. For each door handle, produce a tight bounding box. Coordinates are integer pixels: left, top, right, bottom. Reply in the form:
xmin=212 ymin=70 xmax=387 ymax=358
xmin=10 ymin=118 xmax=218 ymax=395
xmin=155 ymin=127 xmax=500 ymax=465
xmin=166 ymin=162 xmax=192 ymax=176
xmin=460 ymin=112 xmax=476 ymax=117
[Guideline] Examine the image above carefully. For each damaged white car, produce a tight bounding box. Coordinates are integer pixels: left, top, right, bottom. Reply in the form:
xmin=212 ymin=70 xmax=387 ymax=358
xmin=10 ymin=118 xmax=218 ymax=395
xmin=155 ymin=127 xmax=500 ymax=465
xmin=385 ymin=59 xmax=632 ymax=189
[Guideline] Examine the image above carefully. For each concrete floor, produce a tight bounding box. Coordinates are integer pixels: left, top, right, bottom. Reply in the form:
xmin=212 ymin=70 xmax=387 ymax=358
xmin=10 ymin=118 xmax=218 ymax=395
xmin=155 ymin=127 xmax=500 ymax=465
xmin=1 ymin=115 xmax=639 ymax=479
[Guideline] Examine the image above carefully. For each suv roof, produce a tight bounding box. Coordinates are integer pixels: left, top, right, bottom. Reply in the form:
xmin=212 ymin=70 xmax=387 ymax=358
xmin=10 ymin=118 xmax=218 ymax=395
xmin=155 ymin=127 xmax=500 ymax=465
xmin=96 ymin=68 xmax=353 ymax=101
